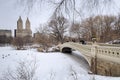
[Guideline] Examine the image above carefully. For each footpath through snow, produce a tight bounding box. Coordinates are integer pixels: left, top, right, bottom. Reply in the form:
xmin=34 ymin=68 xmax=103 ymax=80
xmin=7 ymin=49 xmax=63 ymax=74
xmin=0 ymin=46 xmax=120 ymax=80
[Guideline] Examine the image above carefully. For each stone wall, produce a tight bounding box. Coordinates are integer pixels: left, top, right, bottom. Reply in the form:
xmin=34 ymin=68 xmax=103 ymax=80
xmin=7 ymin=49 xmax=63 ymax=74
xmin=91 ymin=57 xmax=120 ymax=77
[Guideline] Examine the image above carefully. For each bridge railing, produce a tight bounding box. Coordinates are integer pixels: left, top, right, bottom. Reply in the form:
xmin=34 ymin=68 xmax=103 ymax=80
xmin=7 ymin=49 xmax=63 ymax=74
xmin=96 ymin=46 xmax=120 ymax=58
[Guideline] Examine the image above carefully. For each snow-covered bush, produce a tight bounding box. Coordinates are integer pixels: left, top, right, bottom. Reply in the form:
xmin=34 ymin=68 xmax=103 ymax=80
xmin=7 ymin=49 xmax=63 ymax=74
xmin=1 ymin=61 xmax=37 ymax=80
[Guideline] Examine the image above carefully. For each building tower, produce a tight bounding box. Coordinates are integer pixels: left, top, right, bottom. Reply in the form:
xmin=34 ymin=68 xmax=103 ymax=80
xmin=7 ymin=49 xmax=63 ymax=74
xmin=15 ymin=16 xmax=32 ymax=38
xmin=17 ymin=16 xmax=23 ymax=30
xmin=26 ymin=17 xmax=30 ymax=30
xmin=25 ymin=17 xmax=32 ymax=36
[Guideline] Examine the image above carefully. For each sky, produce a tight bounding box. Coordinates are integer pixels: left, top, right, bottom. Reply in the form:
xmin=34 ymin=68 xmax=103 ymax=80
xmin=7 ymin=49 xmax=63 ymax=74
xmin=0 ymin=0 xmax=120 ymax=36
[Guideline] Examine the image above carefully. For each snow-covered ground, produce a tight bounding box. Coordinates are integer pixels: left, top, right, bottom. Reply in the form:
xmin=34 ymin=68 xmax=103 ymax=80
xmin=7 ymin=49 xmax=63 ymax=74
xmin=0 ymin=46 xmax=120 ymax=80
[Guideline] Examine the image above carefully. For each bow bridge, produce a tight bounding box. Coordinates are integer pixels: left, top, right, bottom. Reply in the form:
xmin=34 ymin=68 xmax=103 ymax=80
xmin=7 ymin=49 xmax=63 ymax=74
xmin=59 ymin=42 xmax=120 ymax=77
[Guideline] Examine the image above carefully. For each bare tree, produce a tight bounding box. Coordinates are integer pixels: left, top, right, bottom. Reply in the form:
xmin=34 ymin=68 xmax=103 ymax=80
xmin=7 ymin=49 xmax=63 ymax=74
xmin=77 ymin=15 xmax=116 ymax=42
xmin=80 ymin=17 xmax=96 ymax=41
xmin=12 ymin=37 xmax=25 ymax=50
xmin=24 ymin=35 xmax=33 ymax=46
xmin=34 ymin=24 xmax=51 ymax=50
xmin=49 ymin=16 xmax=68 ymax=44
xmin=114 ymin=14 xmax=120 ymax=39
xmin=69 ymin=23 xmax=85 ymax=42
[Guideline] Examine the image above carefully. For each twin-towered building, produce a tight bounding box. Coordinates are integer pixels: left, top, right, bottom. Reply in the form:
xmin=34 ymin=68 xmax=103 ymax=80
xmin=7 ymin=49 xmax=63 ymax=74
xmin=0 ymin=16 xmax=32 ymax=44
xmin=14 ymin=16 xmax=32 ymax=38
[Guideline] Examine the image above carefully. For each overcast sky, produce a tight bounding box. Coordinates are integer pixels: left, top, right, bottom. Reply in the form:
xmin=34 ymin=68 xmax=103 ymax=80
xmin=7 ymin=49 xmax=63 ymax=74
xmin=0 ymin=0 xmax=120 ymax=36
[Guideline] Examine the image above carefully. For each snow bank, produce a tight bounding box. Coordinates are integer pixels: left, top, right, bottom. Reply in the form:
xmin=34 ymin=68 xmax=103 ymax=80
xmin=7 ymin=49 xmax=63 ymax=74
xmin=0 ymin=46 xmax=120 ymax=80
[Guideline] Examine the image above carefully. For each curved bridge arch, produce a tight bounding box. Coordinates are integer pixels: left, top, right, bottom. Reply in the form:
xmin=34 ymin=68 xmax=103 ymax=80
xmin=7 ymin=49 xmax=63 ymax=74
xmin=60 ymin=42 xmax=92 ymax=66
xmin=62 ymin=47 xmax=72 ymax=53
